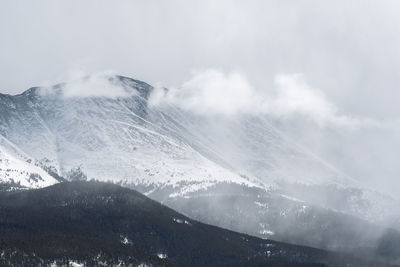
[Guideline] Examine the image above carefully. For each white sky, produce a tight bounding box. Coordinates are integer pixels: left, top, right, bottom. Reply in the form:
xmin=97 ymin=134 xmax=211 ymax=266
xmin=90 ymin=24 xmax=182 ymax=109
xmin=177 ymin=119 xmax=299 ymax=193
xmin=1 ymin=0 xmax=400 ymax=119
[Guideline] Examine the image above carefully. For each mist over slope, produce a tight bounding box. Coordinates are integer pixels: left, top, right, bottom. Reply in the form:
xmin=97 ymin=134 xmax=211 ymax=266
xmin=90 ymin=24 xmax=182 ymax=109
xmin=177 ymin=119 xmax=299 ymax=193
xmin=0 ymin=75 xmax=399 ymax=259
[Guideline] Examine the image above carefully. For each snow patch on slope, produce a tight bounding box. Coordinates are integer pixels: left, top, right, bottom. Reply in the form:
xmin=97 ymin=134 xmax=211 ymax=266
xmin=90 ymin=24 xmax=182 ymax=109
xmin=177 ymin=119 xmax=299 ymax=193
xmin=0 ymin=135 xmax=58 ymax=188
xmin=0 ymin=146 xmax=58 ymax=188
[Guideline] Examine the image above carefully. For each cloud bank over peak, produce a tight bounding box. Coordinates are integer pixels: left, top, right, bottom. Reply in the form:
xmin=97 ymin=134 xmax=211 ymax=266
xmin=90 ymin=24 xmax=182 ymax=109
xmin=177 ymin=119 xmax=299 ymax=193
xmin=149 ymin=69 xmax=373 ymax=128
xmin=150 ymin=70 xmax=254 ymax=116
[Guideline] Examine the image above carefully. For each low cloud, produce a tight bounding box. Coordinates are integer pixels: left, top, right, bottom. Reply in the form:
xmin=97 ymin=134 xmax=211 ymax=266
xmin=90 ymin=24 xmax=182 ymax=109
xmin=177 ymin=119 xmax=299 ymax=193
xmin=150 ymin=70 xmax=254 ymax=116
xmin=149 ymin=69 xmax=387 ymax=129
xmin=39 ymin=71 xmax=134 ymax=99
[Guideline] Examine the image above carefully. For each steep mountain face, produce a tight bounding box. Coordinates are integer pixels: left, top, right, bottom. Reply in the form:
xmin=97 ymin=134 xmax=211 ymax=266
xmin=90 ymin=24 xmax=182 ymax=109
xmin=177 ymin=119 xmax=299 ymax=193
xmin=0 ymin=181 xmax=395 ymax=267
xmin=0 ymin=75 xmax=398 ymax=254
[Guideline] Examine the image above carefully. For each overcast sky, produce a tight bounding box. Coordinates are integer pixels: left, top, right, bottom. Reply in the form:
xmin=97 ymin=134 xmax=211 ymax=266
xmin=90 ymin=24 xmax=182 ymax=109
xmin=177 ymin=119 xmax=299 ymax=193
xmin=1 ymin=0 xmax=400 ymax=119
xmin=1 ymin=0 xmax=400 ymax=195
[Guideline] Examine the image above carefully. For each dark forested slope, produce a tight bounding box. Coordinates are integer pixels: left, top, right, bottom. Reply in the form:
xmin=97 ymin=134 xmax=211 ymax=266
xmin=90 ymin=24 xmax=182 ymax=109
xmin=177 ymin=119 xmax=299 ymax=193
xmin=0 ymin=181 xmax=395 ymax=266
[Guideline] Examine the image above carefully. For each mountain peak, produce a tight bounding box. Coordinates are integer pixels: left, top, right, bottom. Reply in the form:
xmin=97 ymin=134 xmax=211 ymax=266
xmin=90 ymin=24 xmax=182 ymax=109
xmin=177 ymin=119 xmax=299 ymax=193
xmin=11 ymin=75 xmax=154 ymax=100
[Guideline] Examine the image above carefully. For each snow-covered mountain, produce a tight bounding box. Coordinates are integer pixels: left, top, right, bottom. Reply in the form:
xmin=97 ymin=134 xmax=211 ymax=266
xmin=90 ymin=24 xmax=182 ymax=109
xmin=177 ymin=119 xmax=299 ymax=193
xmin=0 ymin=75 xmax=398 ymax=252
xmin=0 ymin=76 xmax=260 ymax=194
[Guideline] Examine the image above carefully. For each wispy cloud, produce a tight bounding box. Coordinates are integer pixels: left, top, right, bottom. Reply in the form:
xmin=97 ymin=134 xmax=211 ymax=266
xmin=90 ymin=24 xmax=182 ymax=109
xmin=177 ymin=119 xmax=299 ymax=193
xmin=150 ymin=69 xmax=398 ymax=129
xmin=270 ymin=74 xmax=357 ymax=128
